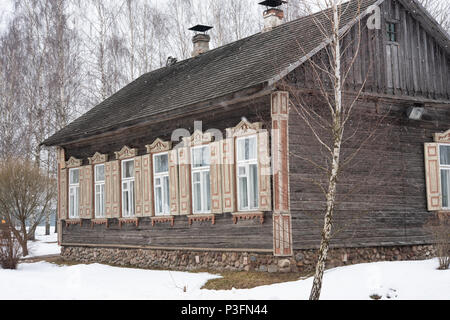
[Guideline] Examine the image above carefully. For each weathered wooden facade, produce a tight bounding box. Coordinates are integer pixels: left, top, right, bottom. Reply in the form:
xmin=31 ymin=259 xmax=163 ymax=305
xmin=43 ymin=0 xmax=450 ymax=269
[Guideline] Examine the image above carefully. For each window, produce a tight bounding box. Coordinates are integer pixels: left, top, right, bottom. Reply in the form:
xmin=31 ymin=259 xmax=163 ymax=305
xmin=153 ymin=153 xmax=170 ymax=215
xmin=121 ymin=159 xmax=135 ymax=217
xmin=94 ymin=164 xmax=106 ymax=218
xmin=191 ymin=145 xmax=211 ymax=214
xmin=440 ymin=144 xmax=450 ymax=209
xmin=236 ymin=136 xmax=259 ymax=211
xmin=69 ymin=168 xmax=80 ymax=218
xmin=386 ymin=22 xmax=397 ymax=42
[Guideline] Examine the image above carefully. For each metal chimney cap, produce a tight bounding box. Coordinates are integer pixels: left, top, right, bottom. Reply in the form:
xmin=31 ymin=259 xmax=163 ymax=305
xmin=258 ymin=0 xmax=287 ymax=8
xmin=188 ymin=25 xmax=213 ymax=33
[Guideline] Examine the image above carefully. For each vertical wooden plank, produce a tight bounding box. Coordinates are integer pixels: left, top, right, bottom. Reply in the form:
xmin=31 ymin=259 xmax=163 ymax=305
xmin=424 ymin=143 xmax=442 ymax=211
xmin=210 ymin=141 xmax=223 ymax=214
xmin=134 ymin=156 xmax=143 ymax=217
xmin=59 ymin=168 xmax=68 ymax=220
xmin=258 ymin=130 xmax=272 ymax=212
xmin=386 ymin=45 xmax=393 ymax=89
xmin=221 ymin=137 xmax=236 ymax=213
xmin=141 ymin=154 xmax=153 ymax=216
xmin=178 ymin=146 xmax=191 ymax=215
xmin=168 ymin=149 xmax=179 ymax=215
xmin=111 ymin=160 xmax=121 ymax=218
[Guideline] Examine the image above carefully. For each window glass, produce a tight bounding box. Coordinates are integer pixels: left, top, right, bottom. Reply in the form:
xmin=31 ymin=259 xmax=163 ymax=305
xmin=154 ymin=154 xmax=169 ymax=173
xmin=442 ymin=169 xmax=450 ymax=208
xmin=440 ymin=145 xmax=450 ymax=165
xmin=192 ymin=146 xmax=210 ymax=168
xmin=386 ymin=22 xmax=397 ymax=42
xmin=237 ymin=136 xmax=257 ymax=161
xmin=69 ymin=169 xmax=79 ymax=184
xmin=122 ymin=160 xmax=134 ymax=179
xmin=95 ymin=164 xmax=105 ymax=182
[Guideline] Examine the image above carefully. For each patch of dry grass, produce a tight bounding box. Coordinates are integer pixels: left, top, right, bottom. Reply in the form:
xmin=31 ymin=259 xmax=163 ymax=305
xmin=200 ymin=271 xmax=312 ymax=290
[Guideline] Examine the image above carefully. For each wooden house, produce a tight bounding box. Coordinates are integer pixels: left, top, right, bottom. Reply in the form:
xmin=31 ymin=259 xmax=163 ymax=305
xmin=42 ymin=0 xmax=450 ymax=272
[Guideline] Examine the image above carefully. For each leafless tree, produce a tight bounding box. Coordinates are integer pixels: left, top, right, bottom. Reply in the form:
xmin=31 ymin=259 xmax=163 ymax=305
xmin=0 ymin=159 xmax=56 ymax=257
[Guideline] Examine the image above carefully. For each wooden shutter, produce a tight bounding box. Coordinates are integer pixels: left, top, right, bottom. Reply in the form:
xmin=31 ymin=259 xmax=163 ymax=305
xmin=178 ymin=147 xmax=191 ymax=215
xmin=221 ymin=137 xmax=236 ymax=212
xmin=273 ymin=214 xmax=292 ymax=256
xmin=79 ymin=165 xmax=93 ymax=219
xmin=134 ymin=156 xmax=143 ymax=217
xmin=424 ymin=143 xmax=442 ymax=211
xmin=210 ymin=141 xmax=223 ymax=213
xmin=59 ymin=168 xmax=68 ymax=220
xmin=169 ymin=150 xmax=179 ymax=214
xmin=105 ymin=160 xmax=121 ymax=218
xmin=258 ymin=130 xmax=272 ymax=211
xmin=141 ymin=154 xmax=153 ymax=216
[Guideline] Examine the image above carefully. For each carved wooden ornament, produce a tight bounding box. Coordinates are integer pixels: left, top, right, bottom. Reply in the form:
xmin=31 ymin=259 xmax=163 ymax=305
xmin=114 ymin=146 xmax=138 ymax=160
xmin=66 ymin=156 xmax=82 ymax=168
xmin=146 ymin=138 xmax=172 ymax=153
xmin=434 ymin=129 xmax=450 ymax=143
xmin=88 ymin=152 xmax=108 ymax=165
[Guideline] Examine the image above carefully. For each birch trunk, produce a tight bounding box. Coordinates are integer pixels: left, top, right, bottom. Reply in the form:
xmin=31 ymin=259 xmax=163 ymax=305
xmin=309 ymin=0 xmax=343 ymax=300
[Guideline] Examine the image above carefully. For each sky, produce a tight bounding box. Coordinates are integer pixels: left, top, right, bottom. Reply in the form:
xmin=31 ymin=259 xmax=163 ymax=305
xmin=0 ymin=0 xmax=14 ymax=33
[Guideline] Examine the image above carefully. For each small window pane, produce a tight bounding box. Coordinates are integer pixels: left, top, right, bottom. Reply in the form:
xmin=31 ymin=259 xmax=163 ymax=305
xmin=70 ymin=169 xmax=79 ymax=184
xmin=442 ymin=169 xmax=450 ymax=208
xmin=95 ymin=165 xmax=105 ymax=182
xmin=154 ymin=154 xmax=169 ymax=173
xmin=122 ymin=160 xmax=134 ymax=179
xmin=440 ymin=145 xmax=450 ymax=165
xmin=192 ymin=146 xmax=210 ymax=168
xmin=237 ymin=137 xmax=257 ymax=161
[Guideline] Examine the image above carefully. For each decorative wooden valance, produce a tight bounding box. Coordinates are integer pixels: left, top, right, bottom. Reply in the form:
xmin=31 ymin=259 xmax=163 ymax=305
xmin=151 ymin=216 xmax=175 ymax=227
xmin=91 ymin=219 xmax=109 ymax=228
xmin=146 ymin=138 xmax=172 ymax=153
xmin=118 ymin=217 xmax=139 ymax=228
xmin=183 ymin=130 xmax=213 ymax=146
xmin=115 ymin=146 xmax=138 ymax=160
xmin=232 ymin=212 xmax=264 ymax=224
xmin=188 ymin=214 xmax=215 ymax=225
xmin=66 ymin=157 xmax=83 ymax=168
xmin=226 ymin=119 xmax=263 ymax=138
xmin=88 ymin=152 xmax=108 ymax=165
xmin=65 ymin=219 xmax=82 ymax=227
xmin=434 ymin=129 xmax=450 ymax=143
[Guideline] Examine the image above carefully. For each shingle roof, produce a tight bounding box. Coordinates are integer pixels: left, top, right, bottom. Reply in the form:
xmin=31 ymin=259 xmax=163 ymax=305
xmin=43 ymin=0 xmax=379 ymax=146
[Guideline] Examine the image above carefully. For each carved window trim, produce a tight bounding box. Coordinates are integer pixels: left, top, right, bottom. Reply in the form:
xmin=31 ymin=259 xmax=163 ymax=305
xmin=153 ymin=151 xmax=171 ymax=216
xmin=151 ymin=216 xmax=175 ymax=227
xmin=226 ymin=119 xmax=263 ymax=139
xmin=88 ymin=152 xmax=108 ymax=165
xmin=232 ymin=212 xmax=264 ymax=224
xmin=146 ymin=138 xmax=172 ymax=154
xmin=188 ymin=214 xmax=215 ymax=225
xmin=66 ymin=156 xmax=82 ymax=168
xmin=114 ymin=146 xmax=138 ymax=160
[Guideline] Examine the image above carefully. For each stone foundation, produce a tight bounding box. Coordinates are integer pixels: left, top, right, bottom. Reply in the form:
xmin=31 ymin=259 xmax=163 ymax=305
xmin=61 ymin=245 xmax=436 ymax=273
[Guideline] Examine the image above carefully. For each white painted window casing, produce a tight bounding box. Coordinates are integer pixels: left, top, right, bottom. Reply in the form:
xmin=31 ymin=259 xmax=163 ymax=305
xmin=191 ymin=145 xmax=211 ymax=214
xmin=121 ymin=159 xmax=135 ymax=217
xmin=69 ymin=168 xmax=80 ymax=218
xmin=440 ymin=144 xmax=450 ymax=209
xmin=153 ymin=152 xmax=170 ymax=216
xmin=236 ymin=135 xmax=259 ymax=211
xmin=94 ymin=164 xmax=106 ymax=218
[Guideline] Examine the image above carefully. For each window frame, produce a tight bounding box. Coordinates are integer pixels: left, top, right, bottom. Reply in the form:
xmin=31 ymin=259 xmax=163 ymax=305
xmin=153 ymin=152 xmax=170 ymax=216
xmin=191 ymin=145 xmax=211 ymax=214
xmin=386 ymin=21 xmax=398 ymax=43
xmin=94 ymin=164 xmax=106 ymax=218
xmin=236 ymin=135 xmax=259 ymax=212
xmin=439 ymin=143 xmax=450 ymax=210
xmin=68 ymin=168 xmax=80 ymax=219
xmin=121 ymin=159 xmax=135 ymax=218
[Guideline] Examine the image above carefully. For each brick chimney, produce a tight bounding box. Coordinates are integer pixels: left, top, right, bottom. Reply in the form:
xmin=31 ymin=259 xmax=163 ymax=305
xmin=262 ymin=8 xmax=284 ymax=32
xmin=192 ymin=33 xmax=211 ymax=57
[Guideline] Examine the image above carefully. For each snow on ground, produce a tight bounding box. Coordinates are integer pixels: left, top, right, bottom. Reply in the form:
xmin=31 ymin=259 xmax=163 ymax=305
xmin=0 ymin=258 xmax=448 ymax=300
xmin=25 ymin=226 xmax=60 ymax=258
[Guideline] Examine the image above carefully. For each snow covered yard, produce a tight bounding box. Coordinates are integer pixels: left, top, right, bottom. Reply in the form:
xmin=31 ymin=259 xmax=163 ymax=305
xmin=0 ymin=257 xmax=448 ymax=300
xmin=25 ymin=226 xmax=60 ymax=258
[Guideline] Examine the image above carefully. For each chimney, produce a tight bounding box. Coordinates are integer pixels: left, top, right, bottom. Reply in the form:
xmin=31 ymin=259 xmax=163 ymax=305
xmin=192 ymin=33 xmax=211 ymax=57
xmin=189 ymin=25 xmax=213 ymax=57
xmin=259 ymin=0 xmax=286 ymax=32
